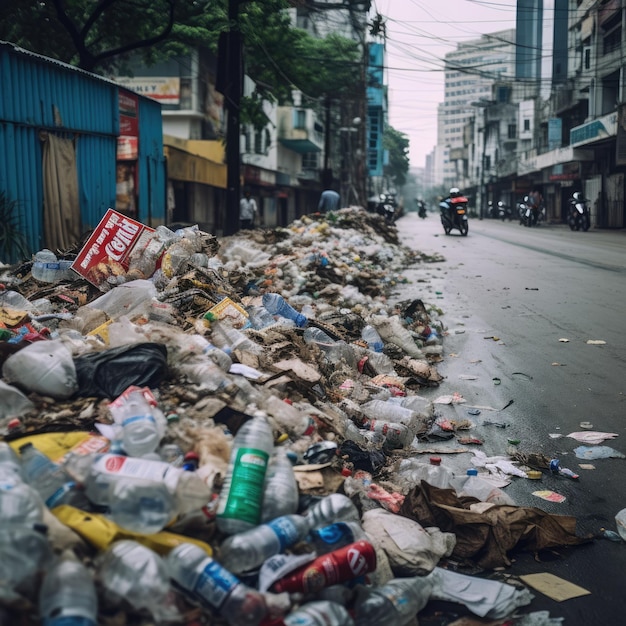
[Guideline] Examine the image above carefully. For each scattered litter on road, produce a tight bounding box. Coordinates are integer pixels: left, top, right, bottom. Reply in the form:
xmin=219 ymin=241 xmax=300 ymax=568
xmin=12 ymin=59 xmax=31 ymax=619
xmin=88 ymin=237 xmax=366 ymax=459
xmin=519 ymin=573 xmax=590 ymax=602
xmin=567 ymin=431 xmax=618 ymax=445
xmin=573 ymin=445 xmax=626 ymax=460
xmin=533 ymin=490 xmax=566 ymax=503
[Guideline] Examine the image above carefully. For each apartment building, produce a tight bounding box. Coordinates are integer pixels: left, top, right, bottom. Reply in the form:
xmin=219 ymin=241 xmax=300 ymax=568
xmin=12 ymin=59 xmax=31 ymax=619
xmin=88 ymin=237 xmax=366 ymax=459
xmin=440 ymin=30 xmax=516 ymax=187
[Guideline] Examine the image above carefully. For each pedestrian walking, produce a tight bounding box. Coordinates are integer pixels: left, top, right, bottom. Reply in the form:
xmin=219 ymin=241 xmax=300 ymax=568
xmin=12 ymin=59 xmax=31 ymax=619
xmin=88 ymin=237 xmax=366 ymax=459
xmin=240 ymin=190 xmax=257 ymax=230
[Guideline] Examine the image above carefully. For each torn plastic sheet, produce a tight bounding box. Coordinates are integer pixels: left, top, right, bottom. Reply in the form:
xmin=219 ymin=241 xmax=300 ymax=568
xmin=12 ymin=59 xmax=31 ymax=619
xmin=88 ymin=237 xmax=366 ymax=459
xmin=573 ymin=446 xmax=626 ymax=460
xmin=566 ymin=431 xmax=619 ymax=445
xmin=429 ymin=567 xmax=534 ymax=618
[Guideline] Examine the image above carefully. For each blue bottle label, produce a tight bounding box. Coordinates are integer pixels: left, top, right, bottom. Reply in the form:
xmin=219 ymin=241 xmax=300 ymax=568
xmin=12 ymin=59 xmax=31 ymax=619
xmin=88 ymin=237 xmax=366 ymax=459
xmin=45 ymin=481 xmax=76 ymax=508
xmin=195 ymin=559 xmax=239 ymax=609
xmin=267 ymin=517 xmax=300 ymax=550
xmin=311 ymin=522 xmax=355 ymax=548
xmin=44 ymin=618 xmax=97 ymax=626
xmin=122 ymin=414 xmax=156 ymax=427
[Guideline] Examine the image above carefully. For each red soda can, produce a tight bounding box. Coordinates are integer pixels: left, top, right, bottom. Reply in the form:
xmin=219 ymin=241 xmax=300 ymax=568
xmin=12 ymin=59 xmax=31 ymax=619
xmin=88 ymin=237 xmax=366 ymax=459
xmin=271 ymin=540 xmax=376 ymax=594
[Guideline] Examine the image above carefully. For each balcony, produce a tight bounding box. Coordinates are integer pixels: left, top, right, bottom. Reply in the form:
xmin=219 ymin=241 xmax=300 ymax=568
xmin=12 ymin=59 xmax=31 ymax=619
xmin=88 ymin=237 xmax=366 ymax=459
xmin=277 ymin=107 xmax=324 ymax=154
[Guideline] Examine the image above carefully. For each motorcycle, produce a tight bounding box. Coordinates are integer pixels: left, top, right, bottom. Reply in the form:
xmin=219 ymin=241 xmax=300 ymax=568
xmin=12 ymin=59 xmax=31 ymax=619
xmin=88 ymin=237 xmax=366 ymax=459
xmin=418 ymin=202 xmax=427 ymax=219
xmin=568 ymin=193 xmax=590 ymax=231
xmin=377 ymin=193 xmax=396 ymax=225
xmin=440 ymin=194 xmax=469 ymax=236
xmin=497 ymin=201 xmax=512 ymax=221
xmin=520 ymin=196 xmax=540 ymax=227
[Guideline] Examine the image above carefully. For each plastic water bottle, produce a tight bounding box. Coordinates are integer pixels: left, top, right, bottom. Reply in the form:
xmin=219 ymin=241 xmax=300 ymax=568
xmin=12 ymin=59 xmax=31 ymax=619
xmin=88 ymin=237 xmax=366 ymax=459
xmin=353 ymin=575 xmax=434 ymax=626
xmin=451 ymin=468 xmax=516 ymax=506
xmin=360 ymin=399 xmax=421 ymax=435
xmin=303 ymin=328 xmax=356 ymax=368
xmin=18 ymin=443 xmax=89 ymax=510
xmin=262 ymin=293 xmax=307 ymax=328
xmin=167 ymin=542 xmax=269 ymax=626
xmin=97 ymin=540 xmax=171 ymax=619
xmin=219 ymin=513 xmax=312 ymax=574
xmin=395 ymin=457 xmax=454 ymax=491
xmin=32 ymin=249 xmax=73 ymax=283
xmin=216 ymin=412 xmax=274 ymax=535
xmin=261 ymin=448 xmax=299 ymax=523
xmin=303 ymin=493 xmax=360 ymax=528
xmin=361 ymin=325 xmax=384 ymax=352
xmin=281 ymin=601 xmax=354 ymax=626
xmin=361 ymin=418 xmax=414 ymax=449
xmin=0 ymin=477 xmax=45 ymax=525
xmin=0 ymin=524 xmax=53 ymax=593
xmin=39 ymin=559 xmax=98 ymax=625
xmin=109 ymin=388 xmax=162 ymax=457
xmin=0 ymin=441 xmax=22 ymax=480
xmin=261 ymin=395 xmax=315 ymax=438
xmin=84 ymin=454 xmax=212 ymax=534
xmin=177 ymin=359 xmax=229 ymax=393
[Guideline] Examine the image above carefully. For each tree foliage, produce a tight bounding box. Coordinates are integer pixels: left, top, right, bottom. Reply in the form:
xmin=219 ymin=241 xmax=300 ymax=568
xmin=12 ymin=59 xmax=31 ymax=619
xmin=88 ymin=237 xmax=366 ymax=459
xmin=383 ymin=126 xmax=410 ymax=189
xmin=0 ymin=0 xmax=361 ymax=102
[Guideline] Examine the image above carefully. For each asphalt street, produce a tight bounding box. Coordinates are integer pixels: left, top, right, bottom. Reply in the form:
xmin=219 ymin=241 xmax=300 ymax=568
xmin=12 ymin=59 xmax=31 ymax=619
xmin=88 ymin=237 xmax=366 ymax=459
xmin=391 ymin=211 xmax=626 ymax=624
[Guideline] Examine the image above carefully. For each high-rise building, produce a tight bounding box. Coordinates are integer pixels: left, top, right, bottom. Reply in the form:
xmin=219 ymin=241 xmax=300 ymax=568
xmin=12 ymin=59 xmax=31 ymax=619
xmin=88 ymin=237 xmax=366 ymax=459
xmin=516 ymin=0 xmax=543 ymax=81
xmin=439 ymin=29 xmax=516 ymax=184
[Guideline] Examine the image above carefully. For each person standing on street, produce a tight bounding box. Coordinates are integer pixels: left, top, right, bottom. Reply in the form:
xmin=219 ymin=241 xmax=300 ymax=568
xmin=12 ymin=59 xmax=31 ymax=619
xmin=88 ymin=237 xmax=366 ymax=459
xmin=318 ymin=188 xmax=340 ymax=213
xmin=240 ymin=189 xmax=257 ymax=230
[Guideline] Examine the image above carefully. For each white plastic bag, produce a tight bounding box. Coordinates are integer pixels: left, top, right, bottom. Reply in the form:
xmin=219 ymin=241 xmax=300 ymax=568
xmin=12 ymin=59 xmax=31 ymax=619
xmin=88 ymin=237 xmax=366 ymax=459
xmin=2 ymin=340 xmax=78 ymax=398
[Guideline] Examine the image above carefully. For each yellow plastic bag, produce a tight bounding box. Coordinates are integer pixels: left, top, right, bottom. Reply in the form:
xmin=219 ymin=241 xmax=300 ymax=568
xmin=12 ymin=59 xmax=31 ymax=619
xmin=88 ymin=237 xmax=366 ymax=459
xmin=52 ymin=505 xmax=213 ymax=556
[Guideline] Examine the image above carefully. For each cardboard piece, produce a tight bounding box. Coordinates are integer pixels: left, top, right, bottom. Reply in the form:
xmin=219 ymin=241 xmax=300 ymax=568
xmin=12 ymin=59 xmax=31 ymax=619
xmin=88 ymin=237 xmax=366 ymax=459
xmin=520 ymin=572 xmax=591 ymax=602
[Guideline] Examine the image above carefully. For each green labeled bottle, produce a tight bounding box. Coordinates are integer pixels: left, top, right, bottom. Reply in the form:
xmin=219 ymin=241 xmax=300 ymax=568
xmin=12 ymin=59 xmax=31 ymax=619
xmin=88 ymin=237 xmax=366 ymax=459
xmin=216 ymin=411 xmax=274 ymax=535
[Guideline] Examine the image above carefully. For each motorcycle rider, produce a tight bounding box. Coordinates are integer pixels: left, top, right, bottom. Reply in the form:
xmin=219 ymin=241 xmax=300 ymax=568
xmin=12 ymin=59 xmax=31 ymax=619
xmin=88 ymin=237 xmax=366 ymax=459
xmin=441 ymin=187 xmax=461 ymax=222
xmin=417 ymin=198 xmax=427 ymax=218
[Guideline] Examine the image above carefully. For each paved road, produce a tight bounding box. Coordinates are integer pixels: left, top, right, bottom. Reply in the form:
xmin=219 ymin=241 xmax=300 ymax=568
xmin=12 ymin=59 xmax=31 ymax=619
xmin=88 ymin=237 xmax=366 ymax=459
xmin=392 ymin=212 xmax=626 ymax=624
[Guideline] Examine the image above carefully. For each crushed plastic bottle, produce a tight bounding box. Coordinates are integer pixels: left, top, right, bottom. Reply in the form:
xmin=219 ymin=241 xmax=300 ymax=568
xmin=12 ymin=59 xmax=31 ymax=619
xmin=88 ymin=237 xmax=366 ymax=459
xmin=97 ymin=540 xmax=173 ymax=621
xmin=19 ymin=443 xmax=90 ymax=510
xmin=353 ymin=575 xmax=434 ymax=626
xmin=0 ymin=524 xmax=52 ymax=593
xmin=359 ymin=399 xmax=421 ymax=435
xmin=167 ymin=542 xmax=270 ymax=626
xmin=108 ymin=387 xmax=164 ymax=457
xmin=280 ymin=600 xmax=354 ymax=626
xmin=395 ymin=457 xmax=454 ymax=491
xmin=361 ymin=325 xmax=384 ymax=352
xmin=39 ymin=559 xmax=98 ymax=626
xmin=262 ymin=293 xmax=307 ymax=327
xmin=451 ymin=468 xmax=516 ymax=506
xmin=32 ymin=249 xmax=74 ymax=283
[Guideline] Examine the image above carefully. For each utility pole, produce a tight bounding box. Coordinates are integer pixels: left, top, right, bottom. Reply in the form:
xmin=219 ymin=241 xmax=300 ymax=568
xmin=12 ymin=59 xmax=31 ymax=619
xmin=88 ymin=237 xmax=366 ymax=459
xmin=223 ymin=0 xmax=243 ymax=236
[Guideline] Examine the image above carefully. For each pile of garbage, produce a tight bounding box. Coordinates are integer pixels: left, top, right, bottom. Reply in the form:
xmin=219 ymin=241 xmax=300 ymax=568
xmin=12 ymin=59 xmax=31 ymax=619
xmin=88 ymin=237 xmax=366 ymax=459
xmin=0 ymin=207 xmax=588 ymax=625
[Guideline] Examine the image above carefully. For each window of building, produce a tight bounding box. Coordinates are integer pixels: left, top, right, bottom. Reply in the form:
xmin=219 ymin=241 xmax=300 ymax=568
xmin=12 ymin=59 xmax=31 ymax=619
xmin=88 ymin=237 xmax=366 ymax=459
xmin=602 ymin=14 xmax=621 ymax=55
xmin=294 ymin=109 xmax=306 ymax=129
xmin=254 ymin=129 xmax=263 ymax=154
xmin=302 ymin=152 xmax=318 ymax=169
xmin=508 ymin=124 xmax=516 ymax=139
xmin=523 ymin=119 xmax=530 ymax=131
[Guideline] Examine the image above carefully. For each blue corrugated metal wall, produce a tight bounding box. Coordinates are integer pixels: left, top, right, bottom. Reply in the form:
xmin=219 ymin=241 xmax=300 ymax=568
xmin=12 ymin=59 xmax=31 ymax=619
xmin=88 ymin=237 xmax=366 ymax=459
xmin=0 ymin=42 xmax=165 ymax=260
xmin=137 ymin=97 xmax=166 ymax=227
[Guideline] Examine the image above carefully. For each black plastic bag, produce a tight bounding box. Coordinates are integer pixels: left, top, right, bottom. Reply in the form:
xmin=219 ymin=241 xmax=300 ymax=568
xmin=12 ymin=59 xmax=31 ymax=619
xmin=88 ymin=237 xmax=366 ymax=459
xmin=338 ymin=440 xmax=386 ymax=474
xmin=73 ymin=342 xmax=168 ymax=399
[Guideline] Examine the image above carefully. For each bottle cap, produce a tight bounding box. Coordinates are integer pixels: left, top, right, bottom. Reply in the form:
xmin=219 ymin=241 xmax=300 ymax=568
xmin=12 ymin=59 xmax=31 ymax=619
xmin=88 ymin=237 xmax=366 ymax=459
xmin=429 ymin=456 xmax=441 ymax=466
xmin=7 ymin=418 xmax=22 ymax=431
xmin=466 ymin=468 xmax=478 ymax=476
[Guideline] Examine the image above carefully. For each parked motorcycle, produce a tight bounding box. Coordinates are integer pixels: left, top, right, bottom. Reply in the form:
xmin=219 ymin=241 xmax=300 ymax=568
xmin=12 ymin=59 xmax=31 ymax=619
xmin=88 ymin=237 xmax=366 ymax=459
xmin=440 ymin=188 xmax=469 ymax=236
xmin=568 ymin=192 xmax=590 ymax=231
xmin=417 ymin=201 xmax=427 ymax=219
xmin=377 ymin=193 xmax=396 ymax=225
xmin=497 ymin=201 xmax=512 ymax=221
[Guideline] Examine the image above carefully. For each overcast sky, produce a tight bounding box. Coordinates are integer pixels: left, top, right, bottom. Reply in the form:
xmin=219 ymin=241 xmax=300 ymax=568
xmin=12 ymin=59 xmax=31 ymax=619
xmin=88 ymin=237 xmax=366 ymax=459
xmin=375 ymin=0 xmax=523 ymax=169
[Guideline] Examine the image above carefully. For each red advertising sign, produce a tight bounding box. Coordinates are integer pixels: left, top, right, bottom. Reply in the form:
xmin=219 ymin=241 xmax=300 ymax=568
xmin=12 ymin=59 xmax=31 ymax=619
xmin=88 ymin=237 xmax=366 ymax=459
xmin=119 ymin=90 xmax=139 ymax=136
xmin=71 ymin=209 xmax=154 ymax=290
